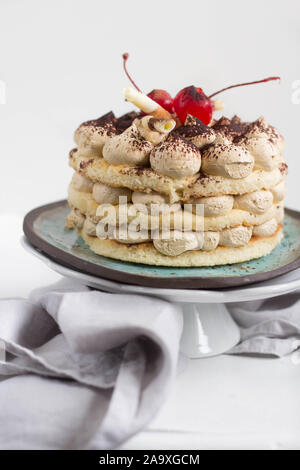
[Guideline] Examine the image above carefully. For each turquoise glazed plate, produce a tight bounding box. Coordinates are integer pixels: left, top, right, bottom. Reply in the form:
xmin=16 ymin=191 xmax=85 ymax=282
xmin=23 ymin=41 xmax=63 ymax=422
xmin=23 ymin=200 xmax=300 ymax=289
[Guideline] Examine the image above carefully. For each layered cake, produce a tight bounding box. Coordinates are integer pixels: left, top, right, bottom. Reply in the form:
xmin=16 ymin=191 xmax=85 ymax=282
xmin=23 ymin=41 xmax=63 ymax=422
xmin=66 ymin=57 xmax=287 ymax=267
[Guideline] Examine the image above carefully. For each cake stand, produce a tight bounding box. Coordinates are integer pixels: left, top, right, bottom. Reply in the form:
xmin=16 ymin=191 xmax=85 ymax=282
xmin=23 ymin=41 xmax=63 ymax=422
xmin=22 ymin=201 xmax=300 ymax=358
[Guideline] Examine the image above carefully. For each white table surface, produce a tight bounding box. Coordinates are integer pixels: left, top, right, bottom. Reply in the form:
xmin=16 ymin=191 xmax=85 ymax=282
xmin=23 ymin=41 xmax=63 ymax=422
xmin=2 ymin=214 xmax=300 ymax=450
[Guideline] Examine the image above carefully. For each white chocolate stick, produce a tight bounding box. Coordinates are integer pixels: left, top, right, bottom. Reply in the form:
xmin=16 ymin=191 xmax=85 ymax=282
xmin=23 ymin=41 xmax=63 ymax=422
xmin=140 ymin=115 xmax=176 ymax=134
xmin=123 ymin=87 xmax=172 ymax=119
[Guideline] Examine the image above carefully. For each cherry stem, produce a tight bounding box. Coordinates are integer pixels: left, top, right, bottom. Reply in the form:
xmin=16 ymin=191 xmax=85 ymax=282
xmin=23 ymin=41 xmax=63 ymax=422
xmin=208 ymin=76 xmax=281 ymax=99
xmin=122 ymin=53 xmax=142 ymax=93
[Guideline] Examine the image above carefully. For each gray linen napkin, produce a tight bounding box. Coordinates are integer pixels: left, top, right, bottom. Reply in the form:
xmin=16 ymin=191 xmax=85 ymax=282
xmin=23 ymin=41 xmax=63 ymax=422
xmin=228 ymin=292 xmax=300 ymax=356
xmin=1 ymin=280 xmax=300 ymax=450
xmin=0 ymin=279 xmax=183 ymax=450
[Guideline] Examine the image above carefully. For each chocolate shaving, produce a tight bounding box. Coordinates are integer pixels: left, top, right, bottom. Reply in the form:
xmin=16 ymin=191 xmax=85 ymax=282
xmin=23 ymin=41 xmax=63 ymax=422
xmin=213 ymin=115 xmax=250 ymax=139
xmin=69 ymin=148 xmax=78 ymax=159
xmin=82 ymin=111 xmax=116 ymax=127
xmin=117 ymin=111 xmax=140 ymax=132
xmin=176 ymin=114 xmax=214 ymax=139
xmin=279 ymin=162 xmax=288 ymax=176
xmin=79 ymin=158 xmax=94 ymax=170
xmin=80 ymin=111 xmax=117 ymax=136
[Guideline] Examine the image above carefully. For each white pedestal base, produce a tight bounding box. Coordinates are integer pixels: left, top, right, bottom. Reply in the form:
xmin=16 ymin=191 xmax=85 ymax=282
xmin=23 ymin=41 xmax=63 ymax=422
xmin=180 ymin=303 xmax=241 ymax=358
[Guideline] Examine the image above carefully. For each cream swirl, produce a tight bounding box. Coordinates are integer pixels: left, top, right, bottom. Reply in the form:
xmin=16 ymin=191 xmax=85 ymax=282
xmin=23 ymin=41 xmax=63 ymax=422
xmin=201 ymin=142 xmax=254 ymax=179
xmin=114 ymin=230 xmax=150 ymax=244
xmin=234 ymin=190 xmax=273 ymax=214
xmin=253 ymin=218 xmax=278 ymax=238
xmin=236 ymin=117 xmax=284 ymax=170
xmin=176 ymin=115 xmax=216 ymax=149
xmin=271 ymin=180 xmax=286 ymax=202
xmin=202 ymin=232 xmax=220 ymax=251
xmin=247 ymin=117 xmax=284 ymax=149
xmin=153 ymin=224 xmax=253 ymax=255
xmin=153 ymin=231 xmax=200 ymax=256
xmin=132 ymin=190 xmax=168 ymax=205
xmin=187 ymin=195 xmax=234 ymax=217
xmin=212 ymin=115 xmax=251 ymax=141
xmin=105 ymin=224 xmax=150 ymax=244
xmin=131 ymin=191 xmax=182 ymax=214
xmin=150 ymin=133 xmax=201 ymax=179
xmin=93 ymin=182 xmax=132 ymax=205
xmin=219 ymin=226 xmax=253 ymax=247
xmin=71 ymin=172 xmax=94 ymax=193
xmin=103 ymin=123 xmax=153 ymax=166
xmin=276 ymin=207 xmax=285 ymax=223
xmin=74 ymin=112 xmax=118 ymax=157
xmin=66 ymin=209 xmax=85 ymax=229
xmin=83 ymin=217 xmax=97 ymax=236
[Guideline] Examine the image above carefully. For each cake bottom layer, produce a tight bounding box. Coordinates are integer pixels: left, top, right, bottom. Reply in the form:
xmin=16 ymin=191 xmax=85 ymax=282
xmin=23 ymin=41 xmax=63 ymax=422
xmin=78 ymin=226 xmax=283 ymax=267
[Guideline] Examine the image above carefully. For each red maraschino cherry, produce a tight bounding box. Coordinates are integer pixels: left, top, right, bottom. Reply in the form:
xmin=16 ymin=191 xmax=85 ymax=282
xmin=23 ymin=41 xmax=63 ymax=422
xmin=147 ymin=89 xmax=174 ymax=113
xmin=174 ymin=77 xmax=281 ymax=125
xmin=173 ymin=86 xmax=213 ymax=125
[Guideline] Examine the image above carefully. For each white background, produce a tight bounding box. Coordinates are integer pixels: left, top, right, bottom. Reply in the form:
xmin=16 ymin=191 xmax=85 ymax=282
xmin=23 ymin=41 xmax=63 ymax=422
xmin=1 ymin=1 xmax=300 ymax=450
xmin=0 ymin=0 xmax=299 ymax=216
